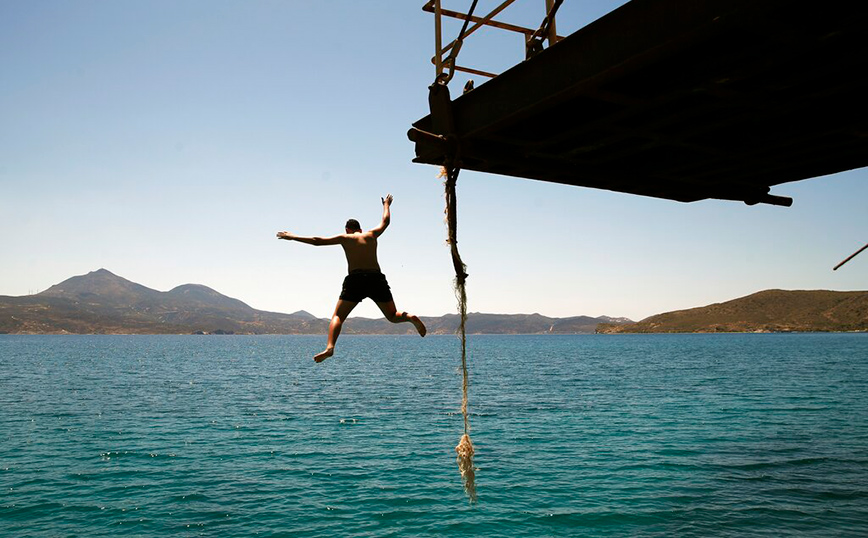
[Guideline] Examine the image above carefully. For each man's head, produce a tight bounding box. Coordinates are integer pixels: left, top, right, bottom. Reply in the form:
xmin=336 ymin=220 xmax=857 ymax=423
xmin=345 ymin=219 xmax=362 ymax=233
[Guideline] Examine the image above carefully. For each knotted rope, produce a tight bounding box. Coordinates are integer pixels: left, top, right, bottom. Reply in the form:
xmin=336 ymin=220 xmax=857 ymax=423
xmin=443 ymin=164 xmax=476 ymax=503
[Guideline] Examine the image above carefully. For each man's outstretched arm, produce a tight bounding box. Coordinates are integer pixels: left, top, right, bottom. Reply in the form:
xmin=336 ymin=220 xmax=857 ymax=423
xmin=276 ymin=231 xmax=344 ymax=246
xmin=370 ymin=194 xmax=392 ymax=237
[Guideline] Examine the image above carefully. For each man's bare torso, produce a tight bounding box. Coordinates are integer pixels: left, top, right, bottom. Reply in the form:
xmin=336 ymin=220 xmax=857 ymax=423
xmin=341 ymin=232 xmax=380 ymax=272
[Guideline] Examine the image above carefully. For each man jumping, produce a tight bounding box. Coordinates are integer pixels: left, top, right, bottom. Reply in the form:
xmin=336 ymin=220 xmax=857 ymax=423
xmin=277 ymin=194 xmax=427 ymax=362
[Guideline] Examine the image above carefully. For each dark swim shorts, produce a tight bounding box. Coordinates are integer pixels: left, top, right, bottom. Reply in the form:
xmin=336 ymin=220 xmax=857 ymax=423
xmin=339 ymin=270 xmax=393 ymax=303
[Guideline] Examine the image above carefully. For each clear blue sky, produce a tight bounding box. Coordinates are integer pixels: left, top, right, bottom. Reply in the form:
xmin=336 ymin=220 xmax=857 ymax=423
xmin=2 ymin=0 xmax=866 ymax=322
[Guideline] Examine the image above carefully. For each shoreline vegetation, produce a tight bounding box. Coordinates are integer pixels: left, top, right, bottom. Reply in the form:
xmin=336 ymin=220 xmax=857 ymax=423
xmin=1 ymin=270 xmax=866 ymax=335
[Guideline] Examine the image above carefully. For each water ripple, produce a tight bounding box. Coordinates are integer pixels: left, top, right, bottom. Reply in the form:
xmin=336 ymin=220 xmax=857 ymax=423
xmin=1 ymin=333 xmax=867 ymax=536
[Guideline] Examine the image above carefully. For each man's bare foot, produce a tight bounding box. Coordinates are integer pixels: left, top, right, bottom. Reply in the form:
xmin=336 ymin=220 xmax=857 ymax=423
xmin=314 ymin=348 xmax=334 ymax=363
xmin=410 ymin=315 xmax=427 ymax=337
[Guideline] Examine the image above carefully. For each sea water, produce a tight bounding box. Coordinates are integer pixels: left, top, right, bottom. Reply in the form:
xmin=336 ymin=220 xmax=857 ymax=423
xmin=1 ymin=333 xmax=867 ymax=537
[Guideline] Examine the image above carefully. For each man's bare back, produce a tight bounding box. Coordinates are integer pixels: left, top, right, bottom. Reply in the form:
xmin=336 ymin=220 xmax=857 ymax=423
xmin=338 ymin=231 xmax=381 ymax=273
xmin=277 ymin=194 xmax=426 ymax=362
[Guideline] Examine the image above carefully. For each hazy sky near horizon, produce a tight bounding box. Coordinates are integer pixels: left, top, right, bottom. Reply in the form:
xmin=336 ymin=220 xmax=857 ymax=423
xmin=2 ymin=0 xmax=867 ymax=322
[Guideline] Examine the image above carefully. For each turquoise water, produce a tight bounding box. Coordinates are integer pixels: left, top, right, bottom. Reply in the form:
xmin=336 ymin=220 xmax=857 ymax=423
xmin=2 ymin=333 xmax=867 ymax=537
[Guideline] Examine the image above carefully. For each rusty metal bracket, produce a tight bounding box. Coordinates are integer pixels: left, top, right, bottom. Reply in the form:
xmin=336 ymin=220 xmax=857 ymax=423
xmin=424 ymin=0 xmax=564 ymax=81
xmin=407 ymin=81 xmax=462 ymax=166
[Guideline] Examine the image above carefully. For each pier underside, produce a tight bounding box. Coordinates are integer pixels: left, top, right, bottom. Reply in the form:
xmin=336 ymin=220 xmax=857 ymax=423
xmin=409 ymin=0 xmax=868 ymax=206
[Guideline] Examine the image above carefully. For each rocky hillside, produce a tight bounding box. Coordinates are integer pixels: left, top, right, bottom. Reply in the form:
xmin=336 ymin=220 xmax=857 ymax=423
xmin=0 ymin=269 xmax=630 ymax=335
xmin=0 ymin=269 xmax=325 ymax=335
xmin=597 ymin=289 xmax=868 ymax=333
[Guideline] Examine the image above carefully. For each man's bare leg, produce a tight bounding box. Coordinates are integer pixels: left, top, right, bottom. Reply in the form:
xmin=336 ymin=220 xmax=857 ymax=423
xmin=315 ymin=299 xmax=357 ymax=362
xmin=376 ymin=300 xmax=427 ymax=337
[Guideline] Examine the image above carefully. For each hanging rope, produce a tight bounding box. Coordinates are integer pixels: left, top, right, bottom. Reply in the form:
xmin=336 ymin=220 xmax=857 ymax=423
xmin=432 ymin=0 xmax=479 ymax=503
xmin=442 ymin=162 xmax=476 ymax=503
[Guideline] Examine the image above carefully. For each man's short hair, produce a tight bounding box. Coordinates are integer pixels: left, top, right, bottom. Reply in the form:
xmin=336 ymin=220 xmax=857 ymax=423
xmin=345 ymin=219 xmax=361 ymax=232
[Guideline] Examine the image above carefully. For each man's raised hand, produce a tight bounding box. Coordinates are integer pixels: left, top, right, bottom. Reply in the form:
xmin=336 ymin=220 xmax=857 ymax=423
xmin=382 ymin=194 xmax=393 ymax=206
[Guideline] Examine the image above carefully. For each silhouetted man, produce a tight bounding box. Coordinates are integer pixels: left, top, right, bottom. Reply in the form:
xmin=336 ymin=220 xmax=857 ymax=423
xmin=277 ymin=194 xmax=426 ymax=362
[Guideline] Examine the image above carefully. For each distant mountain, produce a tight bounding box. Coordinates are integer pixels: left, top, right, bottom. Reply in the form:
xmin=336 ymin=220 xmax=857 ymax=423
xmin=342 ymin=312 xmax=624 ymax=335
xmin=167 ymin=284 xmax=253 ymax=311
xmin=40 ymin=268 xmax=162 ymax=306
xmin=0 ymin=269 xmax=630 ymax=335
xmin=596 ymin=315 xmax=633 ymax=324
xmin=597 ymin=289 xmax=868 ymax=333
xmin=0 ymin=269 xmax=325 ymax=335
